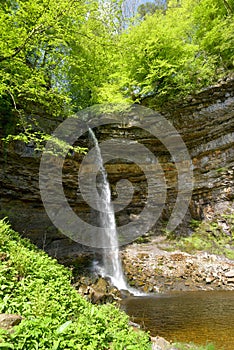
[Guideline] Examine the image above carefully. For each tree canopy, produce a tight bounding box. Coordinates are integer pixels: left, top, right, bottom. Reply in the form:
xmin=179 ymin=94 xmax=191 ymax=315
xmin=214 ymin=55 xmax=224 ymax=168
xmin=0 ymin=0 xmax=118 ymax=139
xmin=0 ymin=0 xmax=233 ymax=140
xmin=101 ymin=0 xmax=234 ymax=106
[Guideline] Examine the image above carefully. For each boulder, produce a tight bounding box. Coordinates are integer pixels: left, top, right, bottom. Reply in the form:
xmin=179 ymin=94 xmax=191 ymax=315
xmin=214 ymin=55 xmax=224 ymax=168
xmin=0 ymin=314 xmax=22 ymax=330
xmin=151 ymin=336 xmax=176 ymax=350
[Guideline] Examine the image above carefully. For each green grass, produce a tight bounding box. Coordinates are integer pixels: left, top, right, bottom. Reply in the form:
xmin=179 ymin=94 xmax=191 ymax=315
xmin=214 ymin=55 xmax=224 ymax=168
xmin=0 ymin=219 xmax=151 ymax=349
xmin=174 ymin=343 xmax=216 ymax=350
xmin=171 ymin=214 xmax=234 ymax=260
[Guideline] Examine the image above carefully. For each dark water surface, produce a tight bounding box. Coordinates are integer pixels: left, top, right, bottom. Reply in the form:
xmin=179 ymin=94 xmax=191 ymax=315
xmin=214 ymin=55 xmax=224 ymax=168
xmin=121 ymin=291 xmax=234 ymax=350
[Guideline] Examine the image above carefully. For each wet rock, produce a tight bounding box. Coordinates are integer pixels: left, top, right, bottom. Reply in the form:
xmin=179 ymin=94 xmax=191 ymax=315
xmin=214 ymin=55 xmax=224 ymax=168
xmin=74 ymin=275 xmax=122 ymax=304
xmin=120 ymin=289 xmax=132 ymax=298
xmin=94 ymin=277 xmax=109 ymax=292
xmin=129 ymin=320 xmax=141 ymax=333
xmin=89 ymin=287 xmax=107 ymax=304
xmin=78 ymin=284 xmax=89 ymax=295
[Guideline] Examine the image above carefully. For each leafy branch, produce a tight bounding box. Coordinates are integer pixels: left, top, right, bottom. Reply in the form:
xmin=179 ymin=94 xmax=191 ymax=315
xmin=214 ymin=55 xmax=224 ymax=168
xmin=0 ymin=24 xmax=44 ymax=62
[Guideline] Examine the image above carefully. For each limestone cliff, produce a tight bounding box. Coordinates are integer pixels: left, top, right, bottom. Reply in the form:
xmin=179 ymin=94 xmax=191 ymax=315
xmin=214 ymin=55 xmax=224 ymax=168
xmin=0 ymin=78 xmax=233 ymax=258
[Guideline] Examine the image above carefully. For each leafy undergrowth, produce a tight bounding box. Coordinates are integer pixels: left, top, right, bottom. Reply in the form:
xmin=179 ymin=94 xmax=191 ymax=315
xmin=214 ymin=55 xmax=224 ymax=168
xmin=0 ymin=219 xmax=150 ymax=350
xmin=172 ymin=214 xmax=234 ymax=260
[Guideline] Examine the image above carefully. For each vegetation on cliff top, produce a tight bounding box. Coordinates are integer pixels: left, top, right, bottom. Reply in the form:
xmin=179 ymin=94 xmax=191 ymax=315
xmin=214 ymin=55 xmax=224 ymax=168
xmin=0 ymin=219 xmax=151 ymax=349
xmin=0 ymin=0 xmax=233 ymax=140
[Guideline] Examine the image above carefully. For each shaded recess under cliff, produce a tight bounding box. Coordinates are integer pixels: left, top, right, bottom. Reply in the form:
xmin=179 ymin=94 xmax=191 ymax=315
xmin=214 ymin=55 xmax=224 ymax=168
xmin=0 ymin=78 xmax=233 ymax=259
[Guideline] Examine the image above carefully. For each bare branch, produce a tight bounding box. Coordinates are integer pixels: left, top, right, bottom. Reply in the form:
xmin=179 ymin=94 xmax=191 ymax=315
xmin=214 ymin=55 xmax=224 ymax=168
xmin=7 ymin=89 xmax=27 ymax=132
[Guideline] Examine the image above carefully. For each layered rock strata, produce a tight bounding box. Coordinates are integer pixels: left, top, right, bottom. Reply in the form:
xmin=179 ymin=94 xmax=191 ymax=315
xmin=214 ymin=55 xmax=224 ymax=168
xmin=0 ymin=78 xmax=233 ymax=258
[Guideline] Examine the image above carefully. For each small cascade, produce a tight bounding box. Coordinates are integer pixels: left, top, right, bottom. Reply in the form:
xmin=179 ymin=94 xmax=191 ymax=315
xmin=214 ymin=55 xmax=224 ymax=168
xmin=88 ymin=128 xmax=128 ymax=291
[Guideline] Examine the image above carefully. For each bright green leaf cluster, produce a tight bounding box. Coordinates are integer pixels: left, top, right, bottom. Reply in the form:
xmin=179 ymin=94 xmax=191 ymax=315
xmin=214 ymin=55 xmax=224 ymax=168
xmin=0 ymin=219 xmax=151 ymax=349
xmin=101 ymin=0 xmax=234 ymax=107
xmin=0 ymin=0 xmax=233 ymax=141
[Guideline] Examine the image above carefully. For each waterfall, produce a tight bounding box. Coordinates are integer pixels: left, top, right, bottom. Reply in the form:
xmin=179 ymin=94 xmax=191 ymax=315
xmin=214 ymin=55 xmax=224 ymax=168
xmin=88 ymin=128 xmax=128 ymax=291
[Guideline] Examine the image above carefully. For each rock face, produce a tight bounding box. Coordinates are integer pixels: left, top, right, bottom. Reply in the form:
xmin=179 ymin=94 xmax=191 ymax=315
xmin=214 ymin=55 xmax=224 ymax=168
xmin=0 ymin=78 xmax=233 ymax=259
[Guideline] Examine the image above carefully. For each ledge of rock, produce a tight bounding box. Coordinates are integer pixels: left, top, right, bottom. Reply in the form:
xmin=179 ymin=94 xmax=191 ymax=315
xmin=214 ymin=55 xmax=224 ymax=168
xmin=0 ymin=78 xmax=233 ymax=259
xmin=122 ymin=237 xmax=234 ymax=293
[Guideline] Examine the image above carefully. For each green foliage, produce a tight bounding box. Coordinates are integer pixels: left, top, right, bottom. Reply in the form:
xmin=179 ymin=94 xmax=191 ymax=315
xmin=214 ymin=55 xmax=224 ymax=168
xmin=101 ymin=0 xmax=234 ymax=106
xmin=0 ymin=0 xmax=233 ymax=141
xmin=3 ymin=128 xmax=87 ymax=156
xmin=175 ymin=213 xmax=234 ymax=259
xmin=192 ymin=0 xmax=234 ymax=70
xmin=0 ymin=0 xmax=120 ymax=141
xmin=0 ymin=0 xmax=78 ymax=124
xmin=0 ymin=219 xmax=151 ymax=349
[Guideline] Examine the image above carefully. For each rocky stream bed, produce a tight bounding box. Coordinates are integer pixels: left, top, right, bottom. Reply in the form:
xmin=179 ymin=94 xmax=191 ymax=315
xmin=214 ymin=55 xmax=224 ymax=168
xmin=71 ymin=236 xmax=234 ymax=304
xmin=123 ymin=236 xmax=234 ymax=294
xmin=70 ymin=238 xmax=234 ymax=350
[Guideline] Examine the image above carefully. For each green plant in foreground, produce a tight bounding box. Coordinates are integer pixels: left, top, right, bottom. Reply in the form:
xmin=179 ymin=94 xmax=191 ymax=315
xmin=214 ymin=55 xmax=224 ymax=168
xmin=0 ymin=219 xmax=151 ymax=349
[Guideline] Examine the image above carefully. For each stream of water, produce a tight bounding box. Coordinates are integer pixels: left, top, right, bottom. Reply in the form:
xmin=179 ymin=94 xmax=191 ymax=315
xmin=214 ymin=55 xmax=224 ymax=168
xmin=88 ymin=128 xmax=128 ymax=291
xmin=121 ymin=291 xmax=234 ymax=350
xmin=87 ymin=131 xmax=234 ymax=350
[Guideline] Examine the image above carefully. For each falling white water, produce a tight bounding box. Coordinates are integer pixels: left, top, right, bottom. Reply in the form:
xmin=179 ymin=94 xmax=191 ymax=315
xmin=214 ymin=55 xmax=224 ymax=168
xmin=88 ymin=128 xmax=129 ymax=291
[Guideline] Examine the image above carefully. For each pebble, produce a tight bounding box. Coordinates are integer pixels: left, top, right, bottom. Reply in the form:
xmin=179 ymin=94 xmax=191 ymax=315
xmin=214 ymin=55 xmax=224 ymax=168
xmin=206 ymin=276 xmax=215 ymax=284
xmin=225 ymin=269 xmax=234 ymax=278
xmin=227 ymin=278 xmax=234 ymax=284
